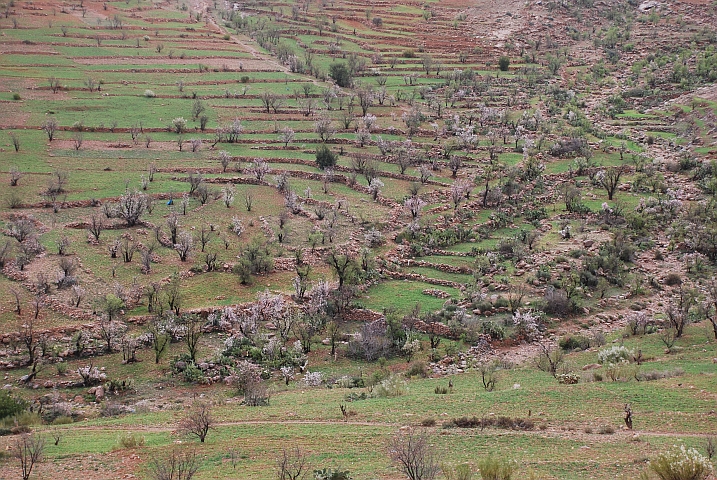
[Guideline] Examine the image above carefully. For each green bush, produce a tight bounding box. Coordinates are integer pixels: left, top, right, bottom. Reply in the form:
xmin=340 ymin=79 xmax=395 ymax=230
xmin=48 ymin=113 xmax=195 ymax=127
xmin=559 ymin=335 xmax=590 ymax=351
xmin=478 ymin=456 xmax=515 ymax=480
xmin=405 ymin=361 xmax=428 ymax=378
xmin=182 ymin=362 xmax=206 ymax=384
xmin=117 ymin=432 xmax=146 ymax=449
xmin=498 ymin=56 xmax=510 ymax=71
xmin=328 ymin=62 xmax=352 ymax=87
xmin=650 ymin=446 xmax=712 ymax=480
xmin=12 ymin=93 xmax=21 ymax=100
xmin=0 ymin=411 xmax=41 ymax=432
xmin=0 ymin=391 xmax=27 ymax=420
xmin=480 ymin=321 xmax=505 ymax=340
xmin=315 ymin=144 xmax=338 ymax=169
xmin=314 ymin=468 xmax=352 ymax=480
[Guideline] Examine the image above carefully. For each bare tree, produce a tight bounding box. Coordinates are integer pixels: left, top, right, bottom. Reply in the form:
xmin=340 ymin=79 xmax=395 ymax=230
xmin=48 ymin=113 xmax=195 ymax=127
xmin=148 ymin=449 xmax=199 ymax=480
xmin=535 ymin=342 xmax=564 ymax=377
xmin=387 ymin=429 xmax=439 ymax=480
xmin=195 ymin=224 xmax=211 ymax=252
xmin=179 ymin=401 xmax=213 ymax=443
xmin=174 ymin=232 xmax=193 ymax=262
xmin=71 ymin=131 xmax=83 ymax=150
xmin=666 ymin=286 xmax=693 ymax=338
xmin=84 ymin=77 xmax=98 ymax=92
xmin=42 ymin=118 xmax=58 ymax=141
xmin=146 ymin=315 xmax=169 ymax=364
xmin=218 ymin=150 xmax=231 ymax=172
xmin=121 ymin=237 xmax=138 ymax=263
xmin=10 ymin=287 xmax=22 ymax=315
xmin=448 ymin=155 xmax=462 ymax=178
xmin=279 ymin=127 xmax=295 ymax=147
xmin=18 ymin=316 xmax=40 ymax=367
xmin=314 ymin=116 xmax=335 ymax=142
xmin=10 ymin=165 xmax=22 ymax=186
xmin=260 ymin=91 xmax=281 ymax=114
xmin=166 ymin=212 xmax=180 ymax=244
xmin=182 ymin=313 xmax=202 ymax=362
xmin=14 ymin=434 xmax=45 ymax=480
xmin=357 ymin=86 xmax=374 ymax=116
xmin=596 ymin=166 xmax=624 ymax=201
xmin=88 ymin=214 xmax=104 ymax=242
xmin=9 ymin=132 xmax=20 ymax=152
xmin=221 ymin=184 xmax=235 ymax=208
xmin=48 ymin=77 xmax=61 ymax=93
xmin=276 ymin=446 xmax=310 ymax=480
xmin=71 ymin=284 xmax=85 ymax=308
xmin=98 ymin=314 xmax=126 ymax=353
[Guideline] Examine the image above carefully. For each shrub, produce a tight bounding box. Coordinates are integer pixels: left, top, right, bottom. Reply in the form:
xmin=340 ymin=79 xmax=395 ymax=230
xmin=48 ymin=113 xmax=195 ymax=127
xmin=480 ymin=321 xmax=505 ymax=340
xmin=636 ymin=368 xmax=684 ymax=382
xmin=314 ymin=468 xmax=353 ymax=480
xmin=117 ymin=432 xmax=146 ymax=449
xmin=445 ymin=416 xmax=533 ymax=431
xmin=301 ymin=371 xmax=325 ymax=387
xmin=144 ymin=89 xmax=155 ymax=98
xmin=405 ymin=361 xmax=428 ymax=378
xmin=559 ymin=335 xmax=590 ymax=351
xmin=371 ymin=375 xmax=407 ymax=398
xmin=478 ymin=456 xmax=515 ymax=480
xmin=557 ymin=373 xmax=580 ymax=384
xmin=316 ymin=144 xmax=338 ymax=169
xmin=650 ymin=446 xmax=712 ymax=480
xmin=597 ymin=345 xmax=633 ymax=365
xmin=664 ymin=273 xmax=682 ymax=286
xmin=498 ymin=56 xmax=510 ymax=71
xmin=12 ymin=93 xmax=21 ymax=100
xmin=0 ymin=391 xmax=27 ymax=420
xmin=0 ymin=411 xmax=41 ymax=434
xmin=182 ymin=362 xmax=206 ymax=384
xmin=543 ymin=287 xmax=573 ymax=315
xmin=328 ymin=62 xmax=352 ymax=88
xmin=421 ymin=418 xmax=436 ymax=427
xmin=597 ymin=425 xmax=615 ymax=435
xmin=512 ymin=310 xmax=542 ymax=342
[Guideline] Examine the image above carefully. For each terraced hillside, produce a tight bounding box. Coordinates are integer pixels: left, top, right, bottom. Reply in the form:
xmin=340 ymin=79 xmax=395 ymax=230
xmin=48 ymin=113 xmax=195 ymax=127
xmin=0 ymin=0 xmax=716 ymax=478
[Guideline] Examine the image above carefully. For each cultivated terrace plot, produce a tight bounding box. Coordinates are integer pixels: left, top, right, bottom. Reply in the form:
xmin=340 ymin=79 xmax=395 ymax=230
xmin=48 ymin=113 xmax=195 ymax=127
xmin=0 ymin=0 xmax=716 ymax=478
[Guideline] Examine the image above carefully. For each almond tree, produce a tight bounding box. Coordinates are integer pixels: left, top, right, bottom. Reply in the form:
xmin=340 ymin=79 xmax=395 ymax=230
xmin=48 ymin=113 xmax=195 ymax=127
xmin=117 ymin=189 xmax=147 ymax=226
xmin=179 ymin=401 xmax=213 ymax=443
xmin=14 ymin=434 xmax=45 ymax=480
xmin=387 ymin=430 xmax=439 ymax=480
xmin=596 ymin=166 xmax=624 ymax=201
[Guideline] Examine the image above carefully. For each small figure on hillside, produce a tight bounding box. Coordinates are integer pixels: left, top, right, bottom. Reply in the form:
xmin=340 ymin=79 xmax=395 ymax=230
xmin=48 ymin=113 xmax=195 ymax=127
xmin=624 ymin=404 xmax=633 ymax=430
